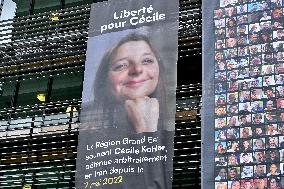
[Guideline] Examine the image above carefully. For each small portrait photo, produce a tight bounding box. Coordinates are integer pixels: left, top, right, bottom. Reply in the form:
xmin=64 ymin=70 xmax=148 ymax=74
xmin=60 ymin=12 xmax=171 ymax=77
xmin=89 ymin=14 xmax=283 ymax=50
xmin=275 ymin=74 xmax=284 ymax=85
xmin=228 ymin=180 xmax=241 ymax=189
xmin=272 ymin=20 xmax=283 ymax=29
xmin=238 ymin=57 xmax=249 ymax=67
xmin=216 ymin=155 xmax=228 ymax=166
xmin=278 ymin=123 xmax=284 ymax=135
xmin=226 ymin=58 xmax=238 ymax=69
xmin=238 ymin=35 xmax=248 ymax=46
xmin=275 ymin=63 xmax=284 ymax=74
xmin=259 ymin=32 xmax=272 ymax=44
xmin=239 ymin=90 xmax=250 ymax=102
xmin=262 ymin=65 xmax=274 ymax=75
xmin=260 ymin=20 xmax=272 ymax=30
xmin=227 ymin=104 xmax=239 ymax=115
xmin=227 ymin=37 xmax=237 ymax=48
xmin=265 ymin=124 xmax=279 ymax=136
xmin=215 ymin=182 xmax=228 ymax=189
xmin=250 ymin=66 xmax=261 ymax=77
xmin=227 ymin=116 xmax=239 ymax=127
xmin=237 ymin=4 xmax=247 ymax=14
xmin=278 ymin=112 xmax=284 ymax=122
xmin=225 ymin=49 xmax=238 ymax=59
xmin=220 ymin=0 xmax=230 ymax=7
xmin=227 ymin=128 xmax=240 ymax=140
xmin=276 ymin=86 xmax=284 ymax=97
xmin=262 ymin=53 xmax=274 ymax=64
xmin=216 ymin=40 xmax=226 ymax=49
xmin=250 ymin=55 xmax=261 ymax=65
xmin=266 ymin=149 xmax=280 ymax=163
xmin=228 ymin=92 xmax=238 ymax=104
xmin=226 ymin=17 xmax=237 ymax=28
xmin=238 ymin=46 xmax=248 ymax=57
xmin=240 ymin=139 xmax=252 ymax=152
xmin=253 ymin=138 xmax=265 ymax=150
xmin=251 ymin=101 xmax=264 ymax=113
xmin=215 ymin=18 xmax=226 ymax=28
xmin=228 ymin=70 xmax=239 ymax=80
xmin=215 ymin=142 xmax=227 ymax=154
xmin=249 ymin=33 xmax=260 ymax=44
xmin=238 ymin=24 xmax=248 ymax=34
xmin=264 ymin=111 xmax=277 ymax=123
xmin=215 ymin=8 xmax=225 ymax=18
xmin=254 ymin=126 xmax=265 ymax=137
xmin=267 ymin=136 xmax=278 ymax=149
xmin=251 ymin=88 xmax=262 ymax=101
xmin=225 ymin=7 xmax=237 ymax=17
xmin=267 ymin=163 xmax=280 ymax=176
xmin=263 ymin=75 xmax=275 ymax=86
xmin=263 ymin=40 xmax=274 ymax=50
xmin=260 ymin=11 xmax=271 ymax=21
xmin=240 ymin=127 xmax=252 ymax=139
xmin=276 ymin=98 xmax=284 ymax=110
xmin=215 ymin=82 xmax=227 ymax=94
xmin=249 ymin=44 xmax=261 ymax=54
xmin=253 ymin=151 xmax=265 ymax=164
xmin=273 ymin=29 xmax=284 ymax=41
xmin=252 ymin=113 xmax=264 ymax=125
xmin=216 ymin=61 xmax=226 ymax=71
xmin=280 ymin=163 xmax=284 ymax=175
xmin=228 ymin=153 xmax=240 ymax=166
xmin=272 ymin=7 xmax=283 ymax=19
xmin=237 ymin=35 xmax=248 ymax=46
xmin=227 ymin=140 xmax=240 ymax=152
xmin=254 ymin=164 xmax=266 ymax=177
xmin=275 ymin=51 xmax=284 ymax=61
xmin=253 ymin=178 xmax=267 ymax=189
xmin=216 ymin=94 xmax=226 ymax=106
xmin=215 ymin=72 xmax=227 ymax=82
xmin=241 ymin=166 xmax=253 ymax=178
xmin=250 ymin=77 xmax=262 ymax=88
xmin=263 ymin=87 xmax=275 ymax=98
xmin=216 ymin=130 xmax=227 ymax=142
xmin=240 ymin=152 xmax=253 ymax=164
xmin=215 ymin=118 xmax=227 ymax=129
xmin=237 ymin=15 xmax=248 ymax=25
xmin=215 ymin=167 xmax=227 ymax=181
xmin=228 ymin=81 xmax=239 ymax=92
xmin=228 ymin=167 xmax=240 ymax=180
xmin=239 ymin=102 xmax=251 ymax=115
xmin=248 ymin=2 xmax=260 ymax=12
xmin=215 ymin=106 xmax=227 ymax=116
xmin=238 ymin=68 xmax=250 ymax=79
xmin=215 ymin=51 xmax=225 ymax=62
xmin=271 ymin=0 xmax=283 ymax=8
xmin=216 ymin=28 xmax=226 ymax=39
xmin=249 ymin=23 xmax=260 ymax=34
xmin=279 ymin=135 xmax=284 ymax=148
xmin=280 ymin=149 xmax=284 ymax=161
xmin=239 ymin=114 xmax=251 ymax=126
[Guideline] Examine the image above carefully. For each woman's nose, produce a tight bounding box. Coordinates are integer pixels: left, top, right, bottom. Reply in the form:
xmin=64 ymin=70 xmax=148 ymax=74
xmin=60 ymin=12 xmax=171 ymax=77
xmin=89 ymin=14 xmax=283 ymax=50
xmin=129 ymin=63 xmax=143 ymax=75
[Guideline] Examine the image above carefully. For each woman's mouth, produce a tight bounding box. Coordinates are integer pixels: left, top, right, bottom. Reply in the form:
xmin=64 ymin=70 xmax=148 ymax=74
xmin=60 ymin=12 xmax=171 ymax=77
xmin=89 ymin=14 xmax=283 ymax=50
xmin=124 ymin=79 xmax=147 ymax=87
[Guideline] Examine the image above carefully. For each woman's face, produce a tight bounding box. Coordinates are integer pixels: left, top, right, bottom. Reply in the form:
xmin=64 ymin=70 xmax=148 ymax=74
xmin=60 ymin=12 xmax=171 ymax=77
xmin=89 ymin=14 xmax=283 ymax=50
xmin=108 ymin=40 xmax=159 ymax=100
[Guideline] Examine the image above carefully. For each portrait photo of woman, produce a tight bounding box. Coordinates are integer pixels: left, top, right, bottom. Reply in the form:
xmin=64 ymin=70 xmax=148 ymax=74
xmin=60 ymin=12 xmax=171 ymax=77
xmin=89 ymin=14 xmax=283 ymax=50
xmin=81 ymin=27 xmax=177 ymax=135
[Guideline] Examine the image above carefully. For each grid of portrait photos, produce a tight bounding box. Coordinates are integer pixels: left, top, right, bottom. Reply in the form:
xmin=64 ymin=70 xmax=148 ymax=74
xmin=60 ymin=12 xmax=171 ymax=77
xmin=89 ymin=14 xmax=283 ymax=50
xmin=214 ymin=0 xmax=284 ymax=188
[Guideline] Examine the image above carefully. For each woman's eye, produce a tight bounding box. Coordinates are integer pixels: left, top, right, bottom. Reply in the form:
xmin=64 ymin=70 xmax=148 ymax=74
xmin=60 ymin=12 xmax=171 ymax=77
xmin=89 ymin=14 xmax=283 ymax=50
xmin=142 ymin=58 xmax=154 ymax=65
xmin=111 ymin=62 xmax=128 ymax=71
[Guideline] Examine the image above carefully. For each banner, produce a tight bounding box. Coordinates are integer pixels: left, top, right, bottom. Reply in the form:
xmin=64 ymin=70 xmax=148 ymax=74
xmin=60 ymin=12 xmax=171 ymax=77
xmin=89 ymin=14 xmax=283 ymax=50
xmin=75 ymin=0 xmax=178 ymax=188
xmin=203 ymin=0 xmax=284 ymax=188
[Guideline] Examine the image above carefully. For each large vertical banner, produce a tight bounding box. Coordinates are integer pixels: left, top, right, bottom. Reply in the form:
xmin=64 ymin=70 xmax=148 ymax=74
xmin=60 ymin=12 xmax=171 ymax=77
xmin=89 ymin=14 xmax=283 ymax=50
xmin=75 ymin=0 xmax=178 ymax=188
xmin=204 ymin=0 xmax=284 ymax=188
